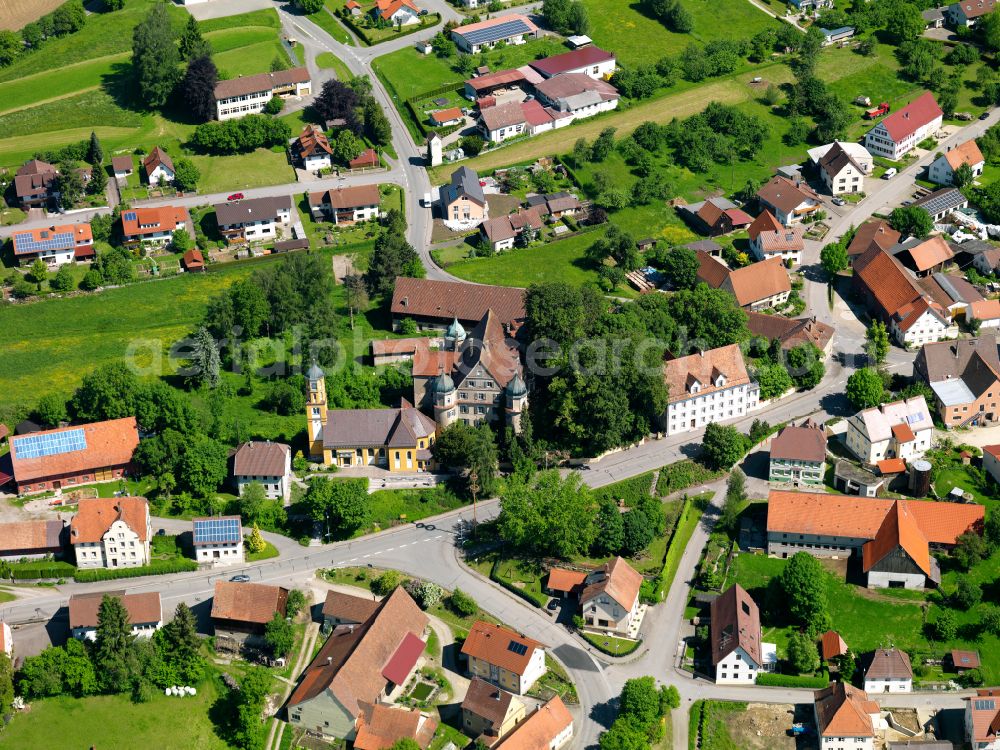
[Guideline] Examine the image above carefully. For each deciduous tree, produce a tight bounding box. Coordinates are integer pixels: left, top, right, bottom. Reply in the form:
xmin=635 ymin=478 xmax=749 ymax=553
xmin=182 ymin=55 xmax=219 ymax=122
xmin=779 ymin=552 xmax=830 ymax=634
xmin=846 ymin=368 xmax=884 ymax=410
xmin=132 ymin=2 xmax=180 ymax=107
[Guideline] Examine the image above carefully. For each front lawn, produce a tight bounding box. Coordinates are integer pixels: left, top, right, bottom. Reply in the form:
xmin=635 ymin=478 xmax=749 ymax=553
xmin=444 ymin=232 xmax=604 ymax=289
xmin=1 ymin=678 xmax=230 ymax=749
xmin=247 ymin=540 xmax=280 ymax=562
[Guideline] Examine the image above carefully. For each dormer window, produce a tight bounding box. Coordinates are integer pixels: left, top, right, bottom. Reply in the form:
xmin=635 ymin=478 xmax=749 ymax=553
xmin=715 ymin=374 xmax=727 ymax=387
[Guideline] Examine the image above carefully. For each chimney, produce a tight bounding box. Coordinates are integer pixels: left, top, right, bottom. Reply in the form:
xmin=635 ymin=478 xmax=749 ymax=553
xmin=327 ymin=656 xmax=333 ymax=665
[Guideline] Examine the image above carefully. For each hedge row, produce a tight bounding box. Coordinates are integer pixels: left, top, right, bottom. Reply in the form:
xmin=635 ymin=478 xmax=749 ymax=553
xmin=655 ymin=460 xmax=722 ymax=497
xmin=650 ymin=495 xmax=695 ymax=600
xmin=8 ymin=561 xmax=76 ymax=580
xmin=755 ymin=671 xmax=829 ymax=688
xmin=73 ymin=558 xmax=197 ymax=582
xmin=490 ymin=559 xmax=549 ymax=608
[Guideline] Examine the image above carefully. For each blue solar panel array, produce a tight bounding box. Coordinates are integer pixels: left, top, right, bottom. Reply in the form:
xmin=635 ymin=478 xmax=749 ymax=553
xmin=13 ymin=230 xmax=75 ymax=256
xmin=506 ymin=640 xmax=528 ymax=656
xmin=124 ymin=211 xmax=137 ymax=222
xmin=194 ymin=517 xmax=241 ymax=544
xmin=458 ymin=18 xmax=531 ymax=46
xmin=13 ymin=428 xmax=87 ymax=460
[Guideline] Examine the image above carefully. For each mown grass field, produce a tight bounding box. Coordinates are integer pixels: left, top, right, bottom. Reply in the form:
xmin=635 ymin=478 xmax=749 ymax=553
xmin=0 ymin=4 xmax=289 ymax=182
xmin=0 ymin=680 xmax=230 ymax=750
xmin=580 ymin=0 xmax=784 ymax=67
xmin=317 ymin=51 xmax=353 ymax=81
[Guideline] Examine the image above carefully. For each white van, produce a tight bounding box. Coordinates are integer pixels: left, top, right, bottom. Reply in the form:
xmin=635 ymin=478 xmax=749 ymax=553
xmin=882 ymin=168 xmax=897 ymax=179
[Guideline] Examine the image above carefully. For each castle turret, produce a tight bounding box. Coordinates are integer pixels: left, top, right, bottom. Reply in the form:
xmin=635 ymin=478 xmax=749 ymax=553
xmin=506 ymin=372 xmax=527 ymax=433
xmin=306 ymin=361 xmax=327 ymax=461
xmin=444 ymin=316 xmax=466 ymax=350
xmin=432 ymin=370 xmax=457 ymax=428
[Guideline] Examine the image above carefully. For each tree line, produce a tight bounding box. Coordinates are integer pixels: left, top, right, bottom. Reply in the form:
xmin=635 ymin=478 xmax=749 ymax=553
xmin=0 ymin=0 xmax=87 ymax=68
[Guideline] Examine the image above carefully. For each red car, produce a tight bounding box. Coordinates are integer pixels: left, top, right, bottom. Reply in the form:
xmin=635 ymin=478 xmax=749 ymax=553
xmin=227 ymin=192 xmax=245 ymax=202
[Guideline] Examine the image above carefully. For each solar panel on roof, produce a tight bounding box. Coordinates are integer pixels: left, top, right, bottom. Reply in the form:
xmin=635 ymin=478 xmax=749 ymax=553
xmin=458 ymin=18 xmax=531 ymax=46
xmin=193 ymin=517 xmax=241 ymax=544
xmin=13 ymin=230 xmax=76 ymax=255
xmin=976 ymin=699 xmax=996 ymax=710
xmin=507 ymin=640 xmax=528 ymax=655
xmin=906 ymin=413 xmax=924 ymax=424
xmin=13 ymin=428 xmax=87 ymax=460
xmin=124 ymin=211 xmax=137 ymax=222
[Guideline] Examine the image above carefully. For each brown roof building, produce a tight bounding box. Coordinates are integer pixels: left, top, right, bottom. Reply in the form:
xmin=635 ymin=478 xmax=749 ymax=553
xmin=143 ymin=146 xmax=174 ymax=181
xmin=848 ymin=219 xmax=900 ymax=259
xmin=492 ymin=696 xmax=573 ymax=750
xmin=182 ymin=249 xmax=205 ymax=271
xmin=13 ymin=159 xmax=58 ymax=207
xmin=462 ymin=677 xmax=526 ymax=744
xmin=813 ymin=683 xmax=878 ymax=741
xmin=212 ymin=581 xmax=288 ymax=643
xmin=462 ymin=621 xmax=547 ymax=695
xmin=709 ymin=584 xmax=764 ymax=676
xmin=914 ymin=334 xmax=1000 ymax=428
xmin=756 ymin=175 xmax=820 ymax=225
xmin=0 ymin=519 xmax=66 ymax=560
xmin=10 ymin=417 xmax=139 ymax=494
xmin=288 ymin=588 xmax=428 ymax=739
xmin=951 ymin=649 xmax=981 ymax=671
xmin=697 ymin=253 xmax=791 ymax=310
xmin=966 ymin=689 xmax=1000 ymax=748
xmin=322 ymin=590 xmax=381 ymax=627
xmin=69 ymin=591 xmax=162 ymax=639
xmin=545 ymin=568 xmax=587 ymax=596
xmin=390 ymin=277 xmax=526 ymax=331
xmin=746 ymin=312 xmax=835 ymax=354
xmin=769 ymin=422 xmax=827 ymax=484
xmin=214 ymin=67 xmax=311 ymax=101
xmin=864 ymin=647 xmax=914 ymax=688
xmin=862 ymin=501 xmax=940 ymax=586
xmin=354 ymin=703 xmax=437 ymax=750
xmin=70 ymin=496 xmax=149 ymax=544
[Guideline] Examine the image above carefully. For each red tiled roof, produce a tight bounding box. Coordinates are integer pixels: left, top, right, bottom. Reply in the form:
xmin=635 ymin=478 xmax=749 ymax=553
xmin=310 ymin=184 xmax=381 ymax=210
xmin=865 ymin=647 xmax=913 ymax=680
xmin=70 ymin=496 xmax=149 ymax=544
xmin=767 ymin=490 xmax=984 ymax=546
xmin=466 ymin=68 xmax=527 ymax=93
xmin=546 ymin=568 xmax=587 ymax=594
xmin=946 ymin=140 xmax=985 ymax=170
xmin=462 ymin=621 xmax=545 ymax=676
xmin=431 ymin=107 xmax=463 ymax=124
xmin=143 ymin=146 xmax=174 ymax=177
xmin=493 ymin=697 xmax=572 ymax=750
xmin=12 ymin=222 xmax=93 ymax=257
xmin=821 ymin=630 xmax=848 ymax=661
xmin=391 ymin=277 xmax=526 ymax=326
xmin=211 ymin=581 xmax=288 ymax=625
xmin=877 ymin=458 xmax=906 ymax=474
xmin=710 ymin=583 xmax=761 ymax=667
xmin=382 ymin=631 xmax=425 ymax=685
xmin=854 ymin=245 xmax=922 ymax=321
xmin=862 ymin=501 xmax=932 ymax=576
xmin=529 ymin=46 xmax=614 ymax=77
xmin=747 ymin=210 xmax=783 ymax=239
xmin=354 ymin=704 xmax=437 ymax=750
xmin=0 ymin=519 xmax=64 ymax=554
xmin=69 ymin=591 xmax=161 ymax=629
xmin=233 ymin=441 xmax=289 ymax=477
xmin=907 ymin=236 xmax=954 ymax=272
xmin=12 ymin=417 xmax=139 ymax=484
xmin=724 ymin=257 xmax=791 ymax=307
xmin=350 ymin=148 xmax=379 ymax=169
xmin=814 ymin=683 xmax=877 ymax=738
xmin=878 ymin=91 xmax=943 ymax=142
xmin=323 ymin=590 xmax=381 ymax=624
xmin=182 ymin=249 xmax=204 ymax=269
xmin=121 ymin=205 xmax=189 ymax=238
xmin=664 ymin=344 xmax=751 ymax=405
xmin=580 ymin=556 xmax=642 ymax=611
xmin=848 ymin=220 xmax=900 ymax=257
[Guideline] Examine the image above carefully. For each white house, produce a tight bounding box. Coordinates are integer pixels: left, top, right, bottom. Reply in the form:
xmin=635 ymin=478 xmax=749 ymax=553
xmin=661 ymin=344 xmax=761 ymax=437
xmin=372 ymin=0 xmax=421 ymax=25
xmin=948 ymin=0 xmax=996 ymax=27
xmin=863 ymin=648 xmax=913 ymax=693
xmin=756 ymin=175 xmax=821 ymax=225
xmin=69 ymin=591 xmax=162 ymax=641
xmin=928 ymin=139 xmax=986 ymax=186
xmin=864 ymin=91 xmax=943 ymax=160
xmin=293 ymin=125 xmax=333 ymax=172
xmin=215 ymin=196 xmax=292 ymax=245
xmin=747 ymin=211 xmax=804 ymax=265
xmin=807 ymin=141 xmax=873 ymax=173
xmin=121 ymin=205 xmax=191 ymax=248
xmin=233 ymin=441 xmax=292 ymax=502
xmin=214 ymin=68 xmax=312 ymax=121
xmin=579 ymin=557 xmax=643 ymax=638
xmin=819 ymin=141 xmax=867 ymax=195
xmin=451 ymin=15 xmax=539 ymax=54
xmin=845 ymin=396 xmax=934 ymax=465
xmin=814 ymin=683 xmax=879 ymax=750
xmin=710 ymin=584 xmax=776 ymax=685
xmin=308 ymin=185 xmax=382 ymax=225
xmin=891 ymin=296 xmax=959 ymax=347
xmin=70 ymin=497 xmax=151 ymax=569
xmin=192 ymin=516 xmax=245 ymax=566
xmin=11 ymin=222 xmax=94 ymax=268
xmin=143 ymin=146 xmax=174 ymax=186
xmin=528 ymin=47 xmax=616 ymax=79
xmin=533 ymin=73 xmax=620 ymax=123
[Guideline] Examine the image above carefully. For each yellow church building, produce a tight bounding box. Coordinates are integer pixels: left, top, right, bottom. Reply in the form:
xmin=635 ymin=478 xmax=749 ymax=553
xmin=306 ymin=363 xmax=437 ymax=471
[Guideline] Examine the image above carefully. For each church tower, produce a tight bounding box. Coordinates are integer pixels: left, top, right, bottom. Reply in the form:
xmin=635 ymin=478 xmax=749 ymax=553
xmin=506 ymin=372 xmax=527 ymax=434
xmin=306 ymin=361 xmax=327 ymax=462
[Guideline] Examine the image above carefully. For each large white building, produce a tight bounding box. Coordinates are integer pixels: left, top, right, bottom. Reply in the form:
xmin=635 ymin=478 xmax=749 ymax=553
xmin=70 ymin=497 xmax=152 ymax=569
xmin=661 ymin=345 xmax=761 ymax=437
xmin=215 ymin=196 xmax=292 ymax=245
xmin=845 ymin=396 xmax=933 ymax=466
xmin=710 ymin=584 xmax=776 ymax=685
xmin=928 ymin=139 xmax=986 ymax=186
xmin=192 ymin=516 xmax=245 ymax=566
xmin=11 ymin=222 xmax=94 ymax=268
xmin=233 ymin=441 xmax=292 ymax=502
xmin=814 ymin=683 xmax=879 ymax=750
xmin=214 ymin=68 xmax=312 ymax=121
xmin=69 ymin=591 xmax=162 ymax=641
xmin=863 ymin=91 xmax=943 ymax=160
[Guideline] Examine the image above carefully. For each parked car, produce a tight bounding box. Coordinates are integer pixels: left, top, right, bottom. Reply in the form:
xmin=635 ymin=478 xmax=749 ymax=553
xmin=882 ymin=168 xmax=897 ymax=179
xmin=982 ymin=111 xmax=992 ymax=120
xmin=229 ymin=574 xmax=251 ymax=582
xmin=831 ymin=197 xmax=846 ymax=206
xmin=227 ymin=192 xmax=245 ymax=202
xmin=547 ymin=599 xmax=559 ymax=611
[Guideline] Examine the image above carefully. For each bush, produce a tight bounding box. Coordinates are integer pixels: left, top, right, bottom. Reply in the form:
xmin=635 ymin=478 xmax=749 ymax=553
xmin=490 ymin=561 xmax=548 ymax=608
xmin=447 ymin=588 xmax=478 ymax=617
xmin=73 ymin=558 xmax=197 ymax=582
xmin=594 ymin=472 xmax=655 ymax=506
xmin=655 ymin=460 xmax=721 ymax=496
xmin=371 ymin=569 xmax=402 ymax=596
